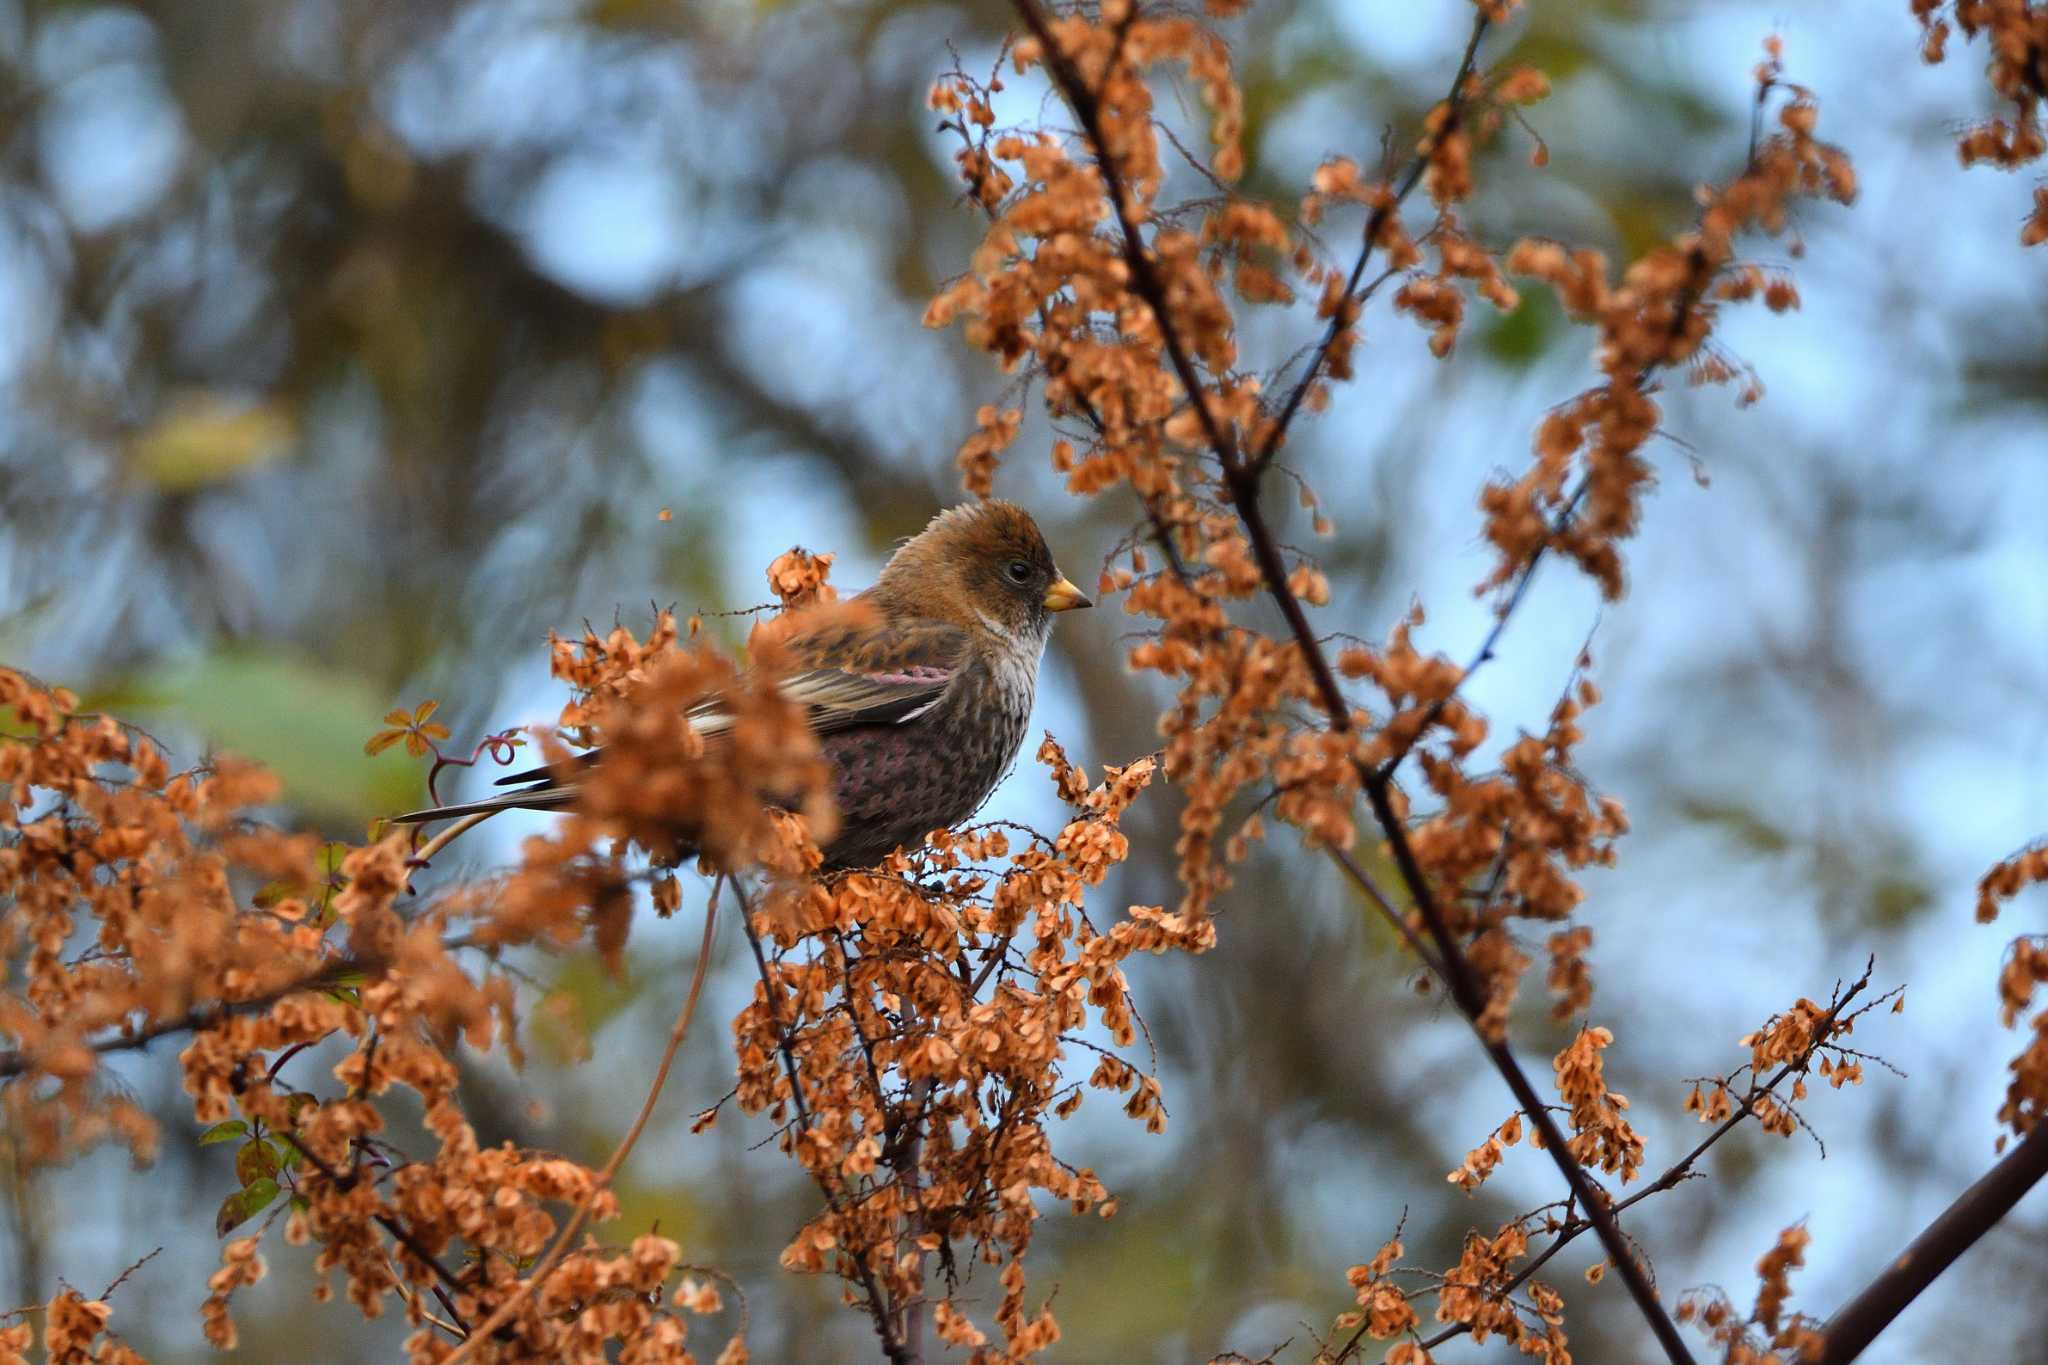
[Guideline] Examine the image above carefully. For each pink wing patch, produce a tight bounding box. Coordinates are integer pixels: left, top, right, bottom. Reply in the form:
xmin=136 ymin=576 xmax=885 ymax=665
xmin=861 ymin=665 xmax=953 ymax=686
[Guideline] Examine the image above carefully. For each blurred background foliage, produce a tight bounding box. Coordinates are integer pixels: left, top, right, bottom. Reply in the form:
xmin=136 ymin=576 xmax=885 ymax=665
xmin=2 ymin=0 xmax=2045 ymax=1360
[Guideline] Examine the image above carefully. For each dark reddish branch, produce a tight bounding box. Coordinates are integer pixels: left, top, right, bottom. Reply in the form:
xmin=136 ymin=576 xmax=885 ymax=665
xmin=1816 ymin=1122 xmax=2048 ymax=1364
xmin=1006 ymin=2 xmax=1698 ymax=1360
xmin=272 ymin=1129 xmax=475 ymax=1336
xmin=1009 ymin=0 xmax=1240 ymax=474
xmin=1361 ymin=786 xmax=1694 ymax=1365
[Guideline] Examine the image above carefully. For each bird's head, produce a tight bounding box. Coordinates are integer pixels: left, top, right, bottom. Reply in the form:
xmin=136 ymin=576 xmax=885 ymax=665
xmin=873 ymin=501 xmax=1090 ymax=649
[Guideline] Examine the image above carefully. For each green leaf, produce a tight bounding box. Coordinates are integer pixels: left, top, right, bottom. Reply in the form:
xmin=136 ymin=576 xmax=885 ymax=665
xmin=216 ymin=1177 xmax=280 ymax=1237
xmin=198 ymin=1120 xmax=249 ymax=1146
xmin=84 ymin=653 xmax=425 ymax=823
xmin=252 ymin=878 xmax=299 ymax=909
xmin=235 ymin=1138 xmax=282 ymax=1187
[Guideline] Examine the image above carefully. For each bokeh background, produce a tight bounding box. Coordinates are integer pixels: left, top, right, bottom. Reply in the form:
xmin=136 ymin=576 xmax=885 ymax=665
xmin=3 ymin=0 xmax=2045 ymax=1360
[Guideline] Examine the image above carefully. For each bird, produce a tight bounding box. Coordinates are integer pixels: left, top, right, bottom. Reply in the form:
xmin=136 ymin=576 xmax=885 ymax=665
xmin=390 ymin=500 xmax=1091 ymax=869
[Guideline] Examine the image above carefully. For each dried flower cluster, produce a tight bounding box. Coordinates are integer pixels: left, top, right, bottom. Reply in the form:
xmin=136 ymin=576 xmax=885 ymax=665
xmin=1976 ymin=843 xmax=2048 ymax=1139
xmin=927 ymin=3 xmax=1644 ymax=1028
xmin=1348 ymin=976 xmax=1885 ymax=1365
xmin=0 ymin=1287 xmax=143 ymax=1365
xmin=1677 ymin=1225 xmax=1824 ymax=1365
xmin=1483 ymin=40 xmax=1854 ymax=601
xmin=727 ymin=736 xmax=1183 ymax=1359
xmin=0 ymin=658 xmax=777 ymax=1361
xmin=0 ymin=671 xmax=327 ymax=1183
xmin=2 ymin=526 xmax=1198 ymax=1361
xmin=923 ymin=7 xmax=1893 ymax=1361
xmin=1321 ymin=1216 xmax=1572 ymax=1365
xmin=10 ymin=2 xmax=2042 ymax=1362
xmin=1910 ymin=0 xmax=2048 ymax=244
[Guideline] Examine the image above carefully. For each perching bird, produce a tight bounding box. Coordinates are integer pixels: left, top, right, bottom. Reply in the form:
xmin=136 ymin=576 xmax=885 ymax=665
xmin=390 ymin=501 xmax=1090 ymax=869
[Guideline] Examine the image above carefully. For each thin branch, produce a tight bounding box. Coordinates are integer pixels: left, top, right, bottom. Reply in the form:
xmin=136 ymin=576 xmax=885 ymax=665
xmin=1816 ymin=1121 xmax=2048 ymax=1364
xmin=96 ymin=1247 xmax=161 ymax=1302
xmin=937 ymin=54 xmax=1192 ymax=585
xmin=734 ymin=879 xmax=917 ymax=1365
xmin=1407 ymin=961 xmax=1878 ymax=1355
xmin=0 ymin=958 xmax=382 ymax=1081
xmin=1251 ymin=4 xmax=1494 ymax=474
xmin=1373 ymin=476 xmax=1591 ymax=784
xmin=408 ymin=809 xmax=498 ymax=868
xmin=4 ymin=796 xmax=502 ymax=1084
xmin=1010 ymin=0 xmax=1242 ymax=472
xmin=1324 ymin=844 xmax=1444 ymax=981
xmin=1359 ymin=778 xmax=1694 ymax=1364
xmin=440 ymin=880 xmax=723 ymax=1362
xmin=380 ymin=1244 xmax=466 ymax=1342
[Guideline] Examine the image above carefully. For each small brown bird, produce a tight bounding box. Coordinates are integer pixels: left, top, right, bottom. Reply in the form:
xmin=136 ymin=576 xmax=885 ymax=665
xmin=392 ymin=501 xmax=1090 ymax=869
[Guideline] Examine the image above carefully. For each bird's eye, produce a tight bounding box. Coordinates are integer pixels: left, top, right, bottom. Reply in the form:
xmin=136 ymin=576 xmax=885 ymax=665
xmin=1005 ymin=559 xmax=1032 ymax=584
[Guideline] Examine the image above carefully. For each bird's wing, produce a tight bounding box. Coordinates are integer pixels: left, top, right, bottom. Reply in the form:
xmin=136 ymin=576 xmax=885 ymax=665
xmin=767 ymin=618 xmax=969 ymax=738
xmin=463 ymin=620 xmax=969 ymax=795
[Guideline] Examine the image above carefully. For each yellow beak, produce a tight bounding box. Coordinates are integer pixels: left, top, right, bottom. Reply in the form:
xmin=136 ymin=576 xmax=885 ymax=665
xmin=1042 ymin=576 xmax=1092 ymax=612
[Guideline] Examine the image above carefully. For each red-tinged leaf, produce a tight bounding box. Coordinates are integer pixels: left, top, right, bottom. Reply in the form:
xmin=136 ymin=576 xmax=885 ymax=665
xmin=235 ymin=1138 xmax=281 ymax=1187
xmin=364 ymin=729 xmax=405 ymax=756
xmin=412 ymin=699 xmax=438 ymax=724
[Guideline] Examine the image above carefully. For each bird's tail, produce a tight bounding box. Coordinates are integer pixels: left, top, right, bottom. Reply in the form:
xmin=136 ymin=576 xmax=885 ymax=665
xmin=388 ymin=785 xmax=578 ymax=824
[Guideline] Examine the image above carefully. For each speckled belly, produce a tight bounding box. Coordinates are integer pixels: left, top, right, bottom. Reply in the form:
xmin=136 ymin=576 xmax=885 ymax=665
xmin=818 ymin=688 xmax=1031 ymax=869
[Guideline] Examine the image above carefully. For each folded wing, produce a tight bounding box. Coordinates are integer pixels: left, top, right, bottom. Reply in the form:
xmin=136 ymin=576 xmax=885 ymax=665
xmin=389 ymin=620 xmax=968 ymax=824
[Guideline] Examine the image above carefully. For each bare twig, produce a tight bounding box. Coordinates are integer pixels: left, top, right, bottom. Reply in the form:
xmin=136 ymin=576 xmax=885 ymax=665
xmin=408 ymin=810 xmax=497 ymax=868
xmin=1324 ymin=844 xmax=1444 ymax=981
xmin=96 ymin=1247 xmax=162 ymax=1302
xmin=1372 ymin=477 xmax=1591 ymax=784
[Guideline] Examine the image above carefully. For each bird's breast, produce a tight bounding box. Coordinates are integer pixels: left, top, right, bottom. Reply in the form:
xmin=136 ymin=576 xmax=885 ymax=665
xmin=817 ymin=650 xmax=1038 ymax=867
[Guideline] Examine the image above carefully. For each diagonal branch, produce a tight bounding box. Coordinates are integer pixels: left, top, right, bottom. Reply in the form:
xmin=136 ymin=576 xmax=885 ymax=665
xmin=1405 ymin=961 xmax=1879 ymax=1356
xmin=1010 ymin=0 xmax=1241 ymax=472
xmin=1815 ymin=1121 xmax=2048 ymax=1364
xmin=1009 ymin=3 xmax=1695 ymax=1359
xmin=1251 ymin=5 xmax=1494 ymax=475
xmin=273 ymin=1129 xmax=474 ymax=1333
xmin=0 ymin=957 xmax=385 ymax=1081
